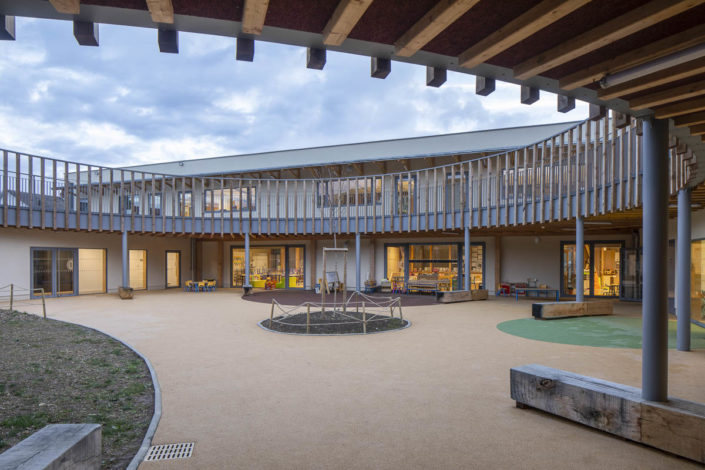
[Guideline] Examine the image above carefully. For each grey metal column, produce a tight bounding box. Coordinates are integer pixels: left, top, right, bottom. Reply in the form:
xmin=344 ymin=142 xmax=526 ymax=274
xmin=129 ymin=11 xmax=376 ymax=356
xmin=676 ymin=187 xmax=691 ymax=351
xmin=355 ymin=232 xmax=361 ymax=292
xmin=642 ymin=117 xmax=669 ymax=402
xmin=121 ymin=228 xmax=128 ymax=287
xmin=576 ymin=216 xmax=584 ymax=302
xmin=464 ymin=225 xmax=471 ymax=291
xmin=244 ymin=231 xmax=251 ymax=288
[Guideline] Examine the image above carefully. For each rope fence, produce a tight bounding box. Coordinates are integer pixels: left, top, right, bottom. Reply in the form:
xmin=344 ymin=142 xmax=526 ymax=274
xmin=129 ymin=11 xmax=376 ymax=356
xmin=0 ymin=284 xmax=47 ymax=318
xmin=268 ymin=291 xmax=403 ymax=334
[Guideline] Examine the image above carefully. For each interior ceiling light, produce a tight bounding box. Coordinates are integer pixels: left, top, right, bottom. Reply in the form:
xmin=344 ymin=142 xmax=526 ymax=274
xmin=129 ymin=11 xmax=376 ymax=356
xmin=599 ymin=43 xmax=705 ymax=89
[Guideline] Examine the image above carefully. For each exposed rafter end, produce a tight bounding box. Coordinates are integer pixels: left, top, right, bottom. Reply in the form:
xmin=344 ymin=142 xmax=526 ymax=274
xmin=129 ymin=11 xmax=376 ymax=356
xmin=49 ymin=0 xmax=80 ymax=15
xmin=236 ymin=37 xmax=254 ymax=62
xmin=371 ymin=57 xmax=390 ymax=79
xmin=426 ymin=66 xmax=446 ymax=87
xmin=0 ymin=15 xmax=15 ymax=41
xmin=73 ymin=21 xmax=98 ymax=46
xmin=146 ymin=0 xmax=174 ymax=24
xmin=589 ymin=104 xmax=606 ymax=121
xmin=307 ymin=48 xmax=326 ymax=70
xmin=690 ymin=123 xmax=705 ymax=136
xmin=557 ymin=94 xmax=575 ymax=113
xmin=520 ymin=85 xmax=539 ymax=105
xmin=475 ymin=76 xmax=495 ymax=96
xmin=158 ymin=29 xmax=178 ymax=54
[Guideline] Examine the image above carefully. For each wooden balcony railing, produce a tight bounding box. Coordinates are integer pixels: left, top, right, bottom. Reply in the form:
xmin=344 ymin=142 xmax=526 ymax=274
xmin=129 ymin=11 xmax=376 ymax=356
xmin=0 ymin=112 xmax=695 ymax=236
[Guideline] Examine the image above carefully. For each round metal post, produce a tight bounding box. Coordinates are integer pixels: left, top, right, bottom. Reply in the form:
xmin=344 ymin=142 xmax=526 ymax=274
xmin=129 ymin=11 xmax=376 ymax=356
xmin=576 ymin=216 xmax=584 ymax=302
xmin=464 ymin=225 xmax=471 ymax=291
xmin=121 ymin=229 xmax=129 ymax=287
xmin=676 ymin=188 xmax=691 ymax=351
xmin=641 ymin=117 xmax=669 ymax=402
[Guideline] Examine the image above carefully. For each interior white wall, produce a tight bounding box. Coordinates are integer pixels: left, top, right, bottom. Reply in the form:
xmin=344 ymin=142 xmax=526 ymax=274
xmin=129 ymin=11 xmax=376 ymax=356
xmin=0 ymin=227 xmax=191 ymax=294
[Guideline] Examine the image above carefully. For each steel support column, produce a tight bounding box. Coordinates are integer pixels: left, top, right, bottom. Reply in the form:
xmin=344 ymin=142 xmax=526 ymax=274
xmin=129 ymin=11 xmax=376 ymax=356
xmin=576 ymin=216 xmax=584 ymax=303
xmin=121 ymin=228 xmax=128 ymax=287
xmin=464 ymin=225 xmax=471 ymax=291
xmin=676 ymin=188 xmax=691 ymax=351
xmin=642 ymin=117 xmax=669 ymax=402
xmin=244 ymin=231 xmax=251 ymax=289
xmin=355 ymin=232 xmax=361 ymax=292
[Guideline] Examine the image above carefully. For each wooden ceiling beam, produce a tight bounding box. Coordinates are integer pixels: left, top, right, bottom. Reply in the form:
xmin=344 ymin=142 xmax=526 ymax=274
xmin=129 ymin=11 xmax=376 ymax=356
xmin=459 ymin=0 xmax=590 ymax=69
xmin=394 ymin=0 xmax=481 ymax=57
xmin=673 ymin=111 xmax=705 ymax=127
xmin=630 ymin=79 xmax=705 ymax=110
xmin=513 ymin=0 xmax=703 ymax=80
xmin=322 ymin=0 xmax=374 ymax=46
xmin=653 ymin=96 xmax=705 ymax=119
xmin=145 ymin=0 xmax=173 ymax=24
xmin=560 ymin=23 xmax=705 ymax=90
xmin=351 ymin=162 xmax=364 ymax=175
xmin=597 ymin=56 xmax=705 ymax=101
xmin=49 ymin=0 xmax=80 ymax=14
xmin=689 ymin=123 xmax=705 ymax=135
xmin=242 ymin=0 xmax=270 ymax=35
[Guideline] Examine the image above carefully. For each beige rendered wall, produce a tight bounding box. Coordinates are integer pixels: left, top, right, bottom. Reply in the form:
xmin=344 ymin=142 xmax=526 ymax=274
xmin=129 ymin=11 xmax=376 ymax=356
xmin=0 ymin=227 xmax=191 ymax=294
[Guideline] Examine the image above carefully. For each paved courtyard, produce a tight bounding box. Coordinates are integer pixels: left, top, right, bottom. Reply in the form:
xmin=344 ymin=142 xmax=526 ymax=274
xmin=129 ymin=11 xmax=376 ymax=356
xmin=21 ymin=291 xmax=705 ymax=469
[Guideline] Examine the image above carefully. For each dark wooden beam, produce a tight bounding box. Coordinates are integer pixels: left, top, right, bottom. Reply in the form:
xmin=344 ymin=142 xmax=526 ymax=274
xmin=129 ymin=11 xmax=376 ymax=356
xmin=562 ymin=23 xmax=705 ymax=90
xmin=146 ymin=0 xmax=173 ymax=24
xmin=520 ymin=85 xmax=539 ymax=105
xmin=394 ymin=0 xmax=481 ymax=57
xmin=0 ymin=15 xmax=16 ymax=40
xmin=673 ymin=111 xmax=705 ymax=127
xmin=615 ymin=112 xmax=629 ymax=129
xmin=476 ymin=76 xmax=495 ymax=96
xmin=307 ymin=47 xmax=326 ymax=70
xmin=242 ymin=0 xmax=269 ymax=35
xmin=589 ymin=104 xmax=606 ymax=121
xmin=556 ymin=94 xmax=575 ymax=113
xmin=690 ymin=123 xmax=705 ymax=136
xmin=73 ymin=21 xmax=98 ymax=46
xmin=631 ymin=80 xmax=705 ymax=111
xmin=371 ymin=57 xmax=391 ymax=79
xmin=598 ymin=56 xmax=705 ymax=101
xmin=49 ymin=0 xmax=80 ymax=14
xmin=236 ymin=37 xmax=254 ymax=61
xmin=513 ymin=0 xmax=701 ymax=80
xmin=322 ymin=0 xmax=374 ymax=46
xmin=459 ymin=0 xmax=590 ymax=68
xmin=426 ymin=66 xmax=446 ymax=87
xmin=158 ymin=29 xmax=178 ymax=53
xmin=653 ymin=96 xmax=705 ymax=119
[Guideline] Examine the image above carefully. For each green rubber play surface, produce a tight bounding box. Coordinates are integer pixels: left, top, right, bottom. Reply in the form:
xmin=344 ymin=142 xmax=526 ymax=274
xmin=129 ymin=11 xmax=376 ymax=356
xmin=497 ymin=316 xmax=705 ymax=349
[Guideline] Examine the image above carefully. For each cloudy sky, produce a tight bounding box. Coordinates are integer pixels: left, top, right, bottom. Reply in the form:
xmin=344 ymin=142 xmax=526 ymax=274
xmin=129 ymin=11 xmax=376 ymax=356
xmin=0 ymin=17 xmax=589 ymax=168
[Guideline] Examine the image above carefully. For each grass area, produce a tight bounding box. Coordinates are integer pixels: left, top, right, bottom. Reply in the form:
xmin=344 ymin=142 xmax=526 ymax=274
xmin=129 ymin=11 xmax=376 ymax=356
xmin=0 ymin=309 xmax=154 ymax=469
xmin=497 ymin=315 xmax=705 ymax=349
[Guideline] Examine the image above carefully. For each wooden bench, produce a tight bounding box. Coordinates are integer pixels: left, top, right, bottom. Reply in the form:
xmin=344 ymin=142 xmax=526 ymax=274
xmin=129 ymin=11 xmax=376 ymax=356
xmin=532 ymin=300 xmax=613 ymax=319
xmin=0 ymin=424 xmax=101 ymax=470
xmin=436 ymin=289 xmax=488 ymax=303
xmin=511 ymin=364 xmax=705 ymax=464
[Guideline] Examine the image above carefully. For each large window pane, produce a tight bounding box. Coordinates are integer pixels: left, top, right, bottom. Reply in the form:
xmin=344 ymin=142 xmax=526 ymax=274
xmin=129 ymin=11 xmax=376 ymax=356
xmin=56 ymin=249 xmax=75 ymax=296
xmin=691 ymin=241 xmax=705 ymax=322
xmin=594 ymin=244 xmax=620 ymax=297
xmin=386 ymin=246 xmax=405 ymax=283
xmin=79 ymin=249 xmax=106 ymax=294
xmin=32 ymin=249 xmax=53 ymax=296
xmin=288 ymin=247 xmax=304 ymax=288
xmin=129 ymin=249 xmax=147 ymax=290
xmin=562 ymin=244 xmax=590 ymax=297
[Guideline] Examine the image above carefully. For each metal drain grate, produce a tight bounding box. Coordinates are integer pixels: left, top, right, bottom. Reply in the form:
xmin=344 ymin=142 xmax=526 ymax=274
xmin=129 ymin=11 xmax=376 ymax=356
xmin=144 ymin=442 xmax=194 ymax=461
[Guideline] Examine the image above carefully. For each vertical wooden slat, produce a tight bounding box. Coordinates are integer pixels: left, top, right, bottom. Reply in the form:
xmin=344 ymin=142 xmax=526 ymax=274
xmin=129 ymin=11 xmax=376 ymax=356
xmin=98 ymin=167 xmax=104 ymax=231
xmin=468 ymin=161 xmax=474 ymax=228
xmin=139 ymin=172 xmax=145 ymax=232
xmin=495 ymin=156 xmax=501 ymax=227
xmin=1 ymin=151 xmax=7 ymax=227
xmin=109 ymin=170 xmax=115 ymax=231
xmin=611 ymin=113 xmax=617 ymax=212
xmin=513 ymin=151 xmax=518 ymax=226
xmin=27 ymin=156 xmax=33 ymax=229
xmin=52 ymin=160 xmax=57 ymax=230
xmin=86 ymin=165 xmax=92 ymax=231
xmin=345 ymin=178 xmax=350 ymax=233
xmin=504 ymin=152 xmax=509 ymax=226
xmin=548 ymin=139 xmax=554 ymax=222
xmin=433 ymin=168 xmax=438 ymax=230
xmin=64 ymin=162 xmax=69 ymax=230
xmin=190 ymin=176 xmax=195 ymax=235
xmin=130 ymin=171 xmax=135 ymax=232
xmin=381 ymin=175 xmax=386 ymax=233
xmin=531 ymin=144 xmax=537 ymax=223
xmin=237 ymin=178 xmax=243 ymax=234
xmin=626 ymin=124 xmax=632 ymax=208
xmin=450 ymin=164 xmax=455 ymax=230
xmin=75 ymin=163 xmax=81 ymax=230
xmin=170 ymin=176 xmax=175 ymax=234
xmin=40 ymin=158 xmax=46 ymax=229
xmin=336 ymin=178 xmax=342 ymax=234
xmin=486 ymin=158 xmax=491 ymax=227
xmin=218 ymin=177 xmax=224 ymax=236
xmin=558 ymin=135 xmax=563 ymax=220
xmin=589 ymin=120 xmax=596 ymax=216
xmin=568 ymin=129 xmax=574 ymax=219
xmin=407 ymin=171 xmax=412 ymax=232
xmin=160 ymin=175 xmax=166 ymax=233
xmin=602 ymin=116 xmax=608 ymax=214
xmin=538 ymin=143 xmax=544 ymax=223
xmin=460 ymin=163 xmax=466 ymax=229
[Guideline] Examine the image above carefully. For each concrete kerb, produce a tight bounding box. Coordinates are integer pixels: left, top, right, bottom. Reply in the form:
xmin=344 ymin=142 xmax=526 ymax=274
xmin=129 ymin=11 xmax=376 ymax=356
xmin=257 ymin=319 xmax=412 ymax=336
xmin=25 ymin=312 xmax=162 ymax=470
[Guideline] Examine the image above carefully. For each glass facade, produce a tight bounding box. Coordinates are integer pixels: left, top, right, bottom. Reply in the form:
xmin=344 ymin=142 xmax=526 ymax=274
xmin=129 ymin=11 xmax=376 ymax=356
xmin=31 ymin=248 xmax=77 ymax=297
xmin=317 ymin=178 xmax=382 ymax=207
xmin=690 ymin=240 xmax=705 ymax=323
xmin=204 ymin=187 xmax=256 ymax=212
xmin=561 ymin=242 xmax=621 ymax=297
xmin=232 ymin=245 xmax=304 ymax=289
xmin=385 ymin=243 xmax=484 ymax=292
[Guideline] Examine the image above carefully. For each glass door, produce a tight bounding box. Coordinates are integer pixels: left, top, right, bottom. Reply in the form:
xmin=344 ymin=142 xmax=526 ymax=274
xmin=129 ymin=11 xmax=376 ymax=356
xmin=166 ymin=251 xmax=180 ymax=288
xmin=621 ymin=248 xmax=641 ymax=301
xmin=129 ymin=249 xmax=147 ymax=290
xmin=593 ymin=244 xmax=621 ymax=297
xmin=31 ymin=248 xmax=77 ymax=297
xmin=287 ymin=247 xmax=304 ymax=288
xmin=561 ymin=242 xmax=621 ymax=297
xmin=562 ymin=244 xmax=590 ymax=297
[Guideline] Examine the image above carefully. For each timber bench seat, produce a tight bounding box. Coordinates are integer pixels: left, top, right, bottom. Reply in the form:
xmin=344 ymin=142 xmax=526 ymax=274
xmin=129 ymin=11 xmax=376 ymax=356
xmin=436 ymin=289 xmax=488 ymax=303
xmin=0 ymin=423 xmax=101 ymax=470
xmin=511 ymin=364 xmax=705 ymax=464
xmin=532 ymin=300 xmax=613 ymax=319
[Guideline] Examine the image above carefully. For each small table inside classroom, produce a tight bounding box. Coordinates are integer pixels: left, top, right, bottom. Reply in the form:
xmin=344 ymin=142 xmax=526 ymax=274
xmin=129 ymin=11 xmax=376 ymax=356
xmin=515 ymin=287 xmax=560 ymax=302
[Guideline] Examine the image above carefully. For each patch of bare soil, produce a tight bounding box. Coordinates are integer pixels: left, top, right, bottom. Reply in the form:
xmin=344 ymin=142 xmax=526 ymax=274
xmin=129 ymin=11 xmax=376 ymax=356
xmin=0 ymin=309 xmax=154 ymax=469
xmin=263 ymin=310 xmax=409 ymax=334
